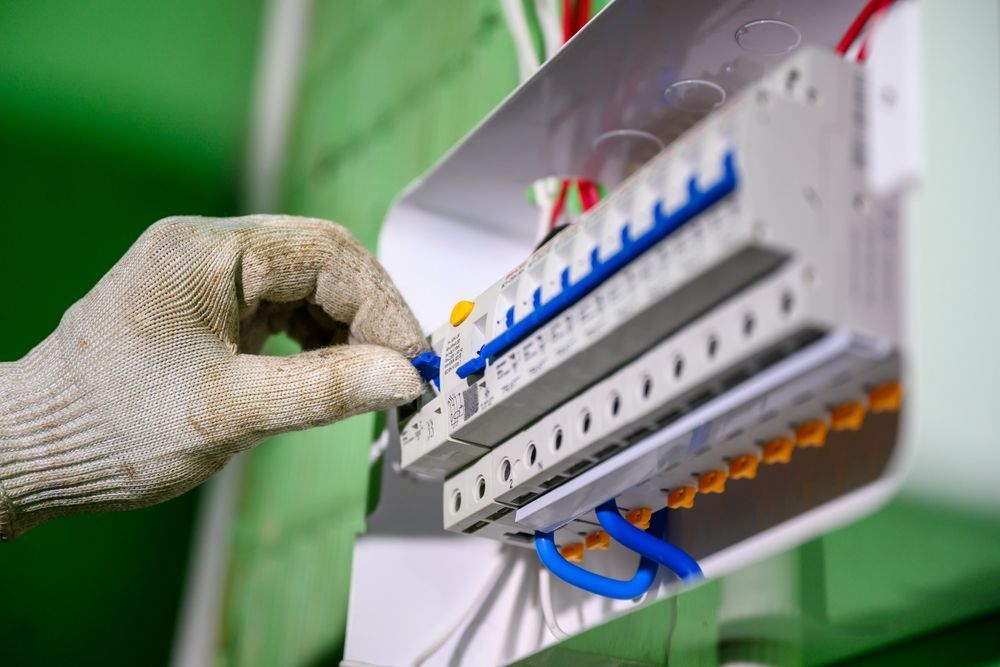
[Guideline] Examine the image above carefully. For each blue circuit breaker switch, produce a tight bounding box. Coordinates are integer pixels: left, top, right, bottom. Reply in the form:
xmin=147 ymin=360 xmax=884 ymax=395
xmin=411 ymin=351 xmax=442 ymax=389
xmin=455 ymin=150 xmax=738 ymax=380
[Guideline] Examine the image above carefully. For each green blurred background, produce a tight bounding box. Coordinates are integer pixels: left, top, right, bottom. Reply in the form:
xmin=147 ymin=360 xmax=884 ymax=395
xmin=0 ymin=0 xmax=265 ymax=664
xmin=3 ymin=1 xmax=1000 ymax=666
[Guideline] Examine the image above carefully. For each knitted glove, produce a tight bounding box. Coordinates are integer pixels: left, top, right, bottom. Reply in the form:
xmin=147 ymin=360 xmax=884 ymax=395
xmin=0 ymin=215 xmax=426 ymax=540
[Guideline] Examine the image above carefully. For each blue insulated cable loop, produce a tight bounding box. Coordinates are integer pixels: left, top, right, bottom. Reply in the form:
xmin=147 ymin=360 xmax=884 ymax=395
xmin=456 ymin=151 xmax=738 ymax=379
xmin=533 ymin=509 xmax=668 ymax=600
xmin=596 ymin=500 xmax=702 ymax=582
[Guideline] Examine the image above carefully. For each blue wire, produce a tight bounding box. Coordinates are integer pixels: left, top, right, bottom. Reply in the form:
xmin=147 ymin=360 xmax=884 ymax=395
xmin=533 ymin=509 xmax=667 ymax=600
xmin=595 ymin=500 xmax=702 ymax=581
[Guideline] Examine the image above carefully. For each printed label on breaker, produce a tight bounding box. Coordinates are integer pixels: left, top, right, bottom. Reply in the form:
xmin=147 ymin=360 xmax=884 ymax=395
xmin=521 ymin=334 xmax=546 ymax=373
xmin=551 ymin=314 xmax=574 ymax=355
xmin=462 ymin=385 xmax=480 ymax=421
xmin=442 ymin=333 xmax=465 ymax=377
xmin=494 ymin=351 xmax=521 ymax=394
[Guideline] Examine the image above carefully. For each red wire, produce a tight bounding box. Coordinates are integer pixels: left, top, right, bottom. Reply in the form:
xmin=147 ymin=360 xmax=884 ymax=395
xmin=836 ymin=0 xmax=893 ymax=56
xmin=550 ymin=0 xmax=597 ymax=228
xmin=549 ymin=179 xmax=570 ymax=228
xmin=575 ymin=0 xmax=591 ymax=36
xmin=857 ymin=2 xmax=891 ymax=62
xmin=581 ymin=180 xmax=599 ymax=211
xmin=561 ymin=0 xmax=575 ymax=42
xmin=857 ymin=37 xmax=871 ymax=62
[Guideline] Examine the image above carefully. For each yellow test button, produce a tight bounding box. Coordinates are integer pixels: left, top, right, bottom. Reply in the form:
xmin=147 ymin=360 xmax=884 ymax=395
xmin=450 ymin=300 xmax=475 ymax=326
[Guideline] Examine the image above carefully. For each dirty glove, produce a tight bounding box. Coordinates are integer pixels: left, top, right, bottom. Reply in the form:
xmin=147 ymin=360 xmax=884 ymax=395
xmin=0 ymin=215 xmax=426 ymax=540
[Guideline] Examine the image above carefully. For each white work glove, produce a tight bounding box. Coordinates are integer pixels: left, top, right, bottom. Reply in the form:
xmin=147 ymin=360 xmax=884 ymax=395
xmin=0 ymin=215 xmax=426 ymax=540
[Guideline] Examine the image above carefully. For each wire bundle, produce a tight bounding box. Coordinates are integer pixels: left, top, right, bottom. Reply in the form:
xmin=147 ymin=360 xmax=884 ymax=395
xmin=837 ymin=0 xmax=897 ymax=62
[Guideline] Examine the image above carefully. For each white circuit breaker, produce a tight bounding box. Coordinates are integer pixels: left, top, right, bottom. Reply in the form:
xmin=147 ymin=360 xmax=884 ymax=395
xmin=402 ymin=47 xmax=902 ymax=564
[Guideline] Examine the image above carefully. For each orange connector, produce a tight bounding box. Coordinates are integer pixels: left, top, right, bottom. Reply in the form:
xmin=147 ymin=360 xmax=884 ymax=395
xmin=761 ymin=437 xmax=794 ymax=464
xmin=698 ymin=469 xmax=728 ymax=494
xmin=667 ymin=486 xmax=696 ymax=509
xmin=728 ymin=454 xmax=760 ymax=480
xmin=795 ymin=419 xmax=829 ymax=448
xmin=585 ymin=530 xmax=610 ymax=551
xmin=831 ymin=401 xmax=866 ymax=431
xmin=625 ymin=507 xmax=652 ymax=530
xmin=559 ymin=543 xmax=584 ymax=563
xmin=869 ymin=381 xmax=902 ymax=413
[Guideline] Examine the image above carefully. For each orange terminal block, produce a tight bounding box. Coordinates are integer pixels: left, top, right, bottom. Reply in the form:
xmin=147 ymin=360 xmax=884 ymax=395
xmin=728 ymin=454 xmax=760 ymax=480
xmin=698 ymin=469 xmax=728 ymax=494
xmin=869 ymin=381 xmax=902 ymax=413
xmin=559 ymin=542 xmax=584 ymax=563
xmin=761 ymin=437 xmax=794 ymax=464
xmin=625 ymin=507 xmax=652 ymax=530
xmin=585 ymin=530 xmax=611 ymax=551
xmin=795 ymin=419 xmax=829 ymax=448
xmin=667 ymin=486 xmax=696 ymax=509
xmin=831 ymin=401 xmax=866 ymax=431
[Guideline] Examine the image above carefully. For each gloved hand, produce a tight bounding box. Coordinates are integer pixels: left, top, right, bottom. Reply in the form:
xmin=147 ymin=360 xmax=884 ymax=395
xmin=0 ymin=215 xmax=426 ymax=540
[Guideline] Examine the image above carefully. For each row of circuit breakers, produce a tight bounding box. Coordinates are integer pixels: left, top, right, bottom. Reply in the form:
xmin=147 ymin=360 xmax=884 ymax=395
xmin=402 ymin=48 xmax=902 ymax=587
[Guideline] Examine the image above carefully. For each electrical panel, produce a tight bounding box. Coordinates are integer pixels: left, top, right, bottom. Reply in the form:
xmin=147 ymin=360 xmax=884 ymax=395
xmin=399 ymin=47 xmax=902 ymax=565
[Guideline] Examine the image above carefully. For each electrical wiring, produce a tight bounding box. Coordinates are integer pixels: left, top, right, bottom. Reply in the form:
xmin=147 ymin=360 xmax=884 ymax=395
xmin=561 ymin=0 xmax=574 ymax=42
xmin=534 ymin=529 xmax=661 ymax=599
xmin=533 ymin=179 xmax=556 ymax=241
xmin=548 ymin=179 xmax=571 ymax=229
xmin=534 ymin=0 xmax=563 ymax=58
xmin=410 ymin=556 xmax=510 ymax=667
xmin=368 ymin=426 xmax=390 ymax=465
xmin=521 ymin=0 xmax=547 ymax=66
xmin=595 ymin=500 xmax=702 ymax=582
xmin=574 ymin=0 xmax=591 ymax=37
xmin=580 ymin=179 xmax=600 ymax=211
xmin=537 ymin=567 xmax=572 ymax=640
xmin=856 ymin=2 xmax=892 ymax=63
xmin=500 ymin=0 xmax=542 ymax=80
xmin=836 ymin=0 xmax=894 ymax=59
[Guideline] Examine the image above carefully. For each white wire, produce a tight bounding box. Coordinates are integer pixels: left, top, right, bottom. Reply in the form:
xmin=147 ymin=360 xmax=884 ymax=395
xmin=844 ymin=34 xmax=864 ymax=62
xmin=411 ymin=556 xmax=510 ymax=667
xmin=537 ymin=566 xmax=571 ymax=641
xmin=500 ymin=0 xmax=541 ymax=81
xmin=368 ymin=426 xmax=391 ymax=465
xmin=534 ymin=0 xmax=563 ymax=59
xmin=533 ymin=178 xmax=556 ymax=243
